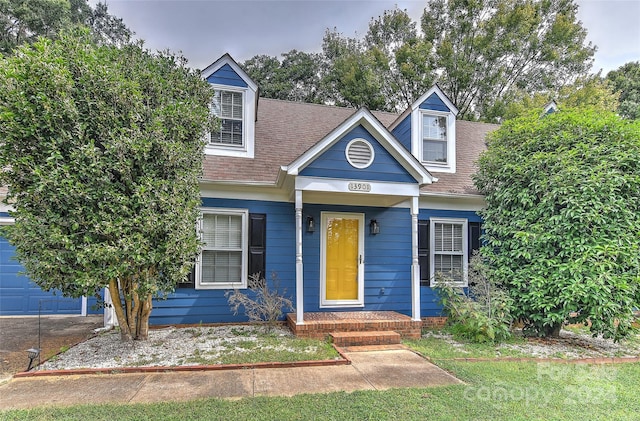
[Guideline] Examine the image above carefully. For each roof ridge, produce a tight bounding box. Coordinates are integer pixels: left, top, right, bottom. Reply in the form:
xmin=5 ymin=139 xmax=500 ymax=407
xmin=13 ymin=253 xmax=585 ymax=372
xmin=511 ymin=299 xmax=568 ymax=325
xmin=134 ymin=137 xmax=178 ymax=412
xmin=259 ymin=97 xmax=400 ymax=118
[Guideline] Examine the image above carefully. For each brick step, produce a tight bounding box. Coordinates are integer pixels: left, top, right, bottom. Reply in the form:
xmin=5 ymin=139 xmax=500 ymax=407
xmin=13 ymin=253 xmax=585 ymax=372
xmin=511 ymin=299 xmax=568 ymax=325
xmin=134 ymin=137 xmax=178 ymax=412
xmin=330 ymin=330 xmax=401 ymax=347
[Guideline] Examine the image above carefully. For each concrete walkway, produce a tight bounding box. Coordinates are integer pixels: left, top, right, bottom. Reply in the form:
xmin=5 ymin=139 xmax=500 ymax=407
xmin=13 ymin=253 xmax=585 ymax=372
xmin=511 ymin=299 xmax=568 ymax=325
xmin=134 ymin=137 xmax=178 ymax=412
xmin=0 ymin=347 xmax=462 ymax=410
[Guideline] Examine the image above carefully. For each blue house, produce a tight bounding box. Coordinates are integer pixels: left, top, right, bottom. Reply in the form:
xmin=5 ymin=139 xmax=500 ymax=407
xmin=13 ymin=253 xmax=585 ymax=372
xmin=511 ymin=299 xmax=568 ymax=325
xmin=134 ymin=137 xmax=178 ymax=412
xmin=0 ymin=54 xmax=497 ymax=335
xmin=151 ymin=54 xmax=497 ymax=331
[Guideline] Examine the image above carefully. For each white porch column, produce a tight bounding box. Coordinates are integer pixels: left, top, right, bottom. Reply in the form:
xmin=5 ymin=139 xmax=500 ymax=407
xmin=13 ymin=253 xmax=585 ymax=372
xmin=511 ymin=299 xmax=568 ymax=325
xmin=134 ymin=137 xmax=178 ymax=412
xmin=295 ymin=189 xmax=305 ymax=324
xmin=410 ymin=196 xmax=421 ymax=321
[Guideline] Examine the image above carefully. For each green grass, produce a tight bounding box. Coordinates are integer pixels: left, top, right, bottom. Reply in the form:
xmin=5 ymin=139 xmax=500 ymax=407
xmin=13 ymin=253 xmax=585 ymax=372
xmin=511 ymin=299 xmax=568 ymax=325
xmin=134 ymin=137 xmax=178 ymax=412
xmin=5 ymin=331 xmax=640 ymax=420
xmin=184 ymin=331 xmax=338 ymax=365
xmin=404 ymin=330 xmax=531 ymax=359
xmin=4 ymin=361 xmax=639 ymax=420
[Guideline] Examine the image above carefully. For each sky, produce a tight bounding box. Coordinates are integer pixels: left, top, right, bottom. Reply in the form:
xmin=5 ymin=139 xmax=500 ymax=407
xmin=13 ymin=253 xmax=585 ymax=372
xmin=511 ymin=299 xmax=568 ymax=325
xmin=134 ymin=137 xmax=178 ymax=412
xmin=96 ymin=0 xmax=640 ymax=76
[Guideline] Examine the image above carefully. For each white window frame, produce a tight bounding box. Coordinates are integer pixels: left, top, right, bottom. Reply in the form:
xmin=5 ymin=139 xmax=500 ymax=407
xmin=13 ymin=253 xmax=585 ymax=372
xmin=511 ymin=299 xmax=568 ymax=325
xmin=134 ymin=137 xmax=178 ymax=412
xmin=429 ymin=217 xmax=468 ymax=287
xmin=210 ymin=89 xmax=245 ymax=148
xmin=196 ymin=207 xmax=248 ymax=290
xmin=421 ymin=112 xmax=448 ymax=164
xmin=411 ymin=108 xmax=457 ymax=173
xmin=205 ymin=84 xmax=255 ymax=159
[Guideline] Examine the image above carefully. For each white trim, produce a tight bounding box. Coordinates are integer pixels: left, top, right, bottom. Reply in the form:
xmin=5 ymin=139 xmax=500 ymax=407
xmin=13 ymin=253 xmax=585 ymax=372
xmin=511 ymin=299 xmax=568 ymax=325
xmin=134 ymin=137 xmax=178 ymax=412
xmin=412 ymin=109 xmax=457 ymax=173
xmin=201 ymin=53 xmax=259 ymax=92
xmin=196 ymin=207 xmax=249 ymax=290
xmin=410 ymin=197 xmax=420 ymax=321
xmin=419 ymin=194 xmax=485 ymax=211
xmin=429 ymin=217 xmax=468 ymax=287
xmin=410 ymin=85 xmax=459 ymax=116
xmin=345 ymin=138 xmax=375 ymax=169
xmin=543 ymin=100 xmax=558 ymax=114
xmin=0 ymin=216 xmax=15 ymax=225
xmin=295 ymin=176 xmax=420 ymax=197
xmin=81 ymin=296 xmax=87 ymax=316
xmin=205 ymin=84 xmax=256 ymax=159
xmin=320 ymin=212 xmax=365 ymax=308
xmin=285 ymin=108 xmax=433 ymax=185
xmin=199 ymin=181 xmax=291 ymax=203
xmin=295 ymin=190 xmax=304 ymax=324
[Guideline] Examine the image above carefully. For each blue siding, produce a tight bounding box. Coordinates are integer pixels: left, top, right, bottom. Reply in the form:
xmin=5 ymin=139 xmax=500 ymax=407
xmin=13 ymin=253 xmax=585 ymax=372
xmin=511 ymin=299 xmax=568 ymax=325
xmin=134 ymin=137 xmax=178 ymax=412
xmin=299 ymin=125 xmax=416 ymax=183
xmin=418 ymin=209 xmax=483 ymax=317
xmin=150 ymin=201 xmax=483 ymax=323
xmin=206 ymin=63 xmax=248 ymax=88
xmin=0 ymin=236 xmax=82 ymax=315
xmin=391 ymin=115 xmax=412 ymax=152
xmin=302 ymin=205 xmax=413 ymax=317
xmin=150 ymin=198 xmax=295 ymax=325
xmin=419 ymin=93 xmax=450 ymax=112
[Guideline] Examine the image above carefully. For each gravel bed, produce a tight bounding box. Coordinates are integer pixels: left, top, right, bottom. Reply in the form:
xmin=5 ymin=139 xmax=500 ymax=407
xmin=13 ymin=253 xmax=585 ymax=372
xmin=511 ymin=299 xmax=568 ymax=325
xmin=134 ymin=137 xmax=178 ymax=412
xmin=424 ymin=329 xmax=640 ymax=359
xmin=39 ymin=325 xmax=640 ymax=371
xmin=40 ymin=325 xmax=299 ymax=371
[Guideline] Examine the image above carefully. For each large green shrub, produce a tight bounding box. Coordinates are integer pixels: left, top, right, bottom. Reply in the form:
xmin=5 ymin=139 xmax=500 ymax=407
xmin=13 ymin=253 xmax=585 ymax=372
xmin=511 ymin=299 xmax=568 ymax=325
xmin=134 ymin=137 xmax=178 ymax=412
xmin=474 ymin=108 xmax=640 ymax=340
xmin=0 ymin=30 xmax=213 ymax=340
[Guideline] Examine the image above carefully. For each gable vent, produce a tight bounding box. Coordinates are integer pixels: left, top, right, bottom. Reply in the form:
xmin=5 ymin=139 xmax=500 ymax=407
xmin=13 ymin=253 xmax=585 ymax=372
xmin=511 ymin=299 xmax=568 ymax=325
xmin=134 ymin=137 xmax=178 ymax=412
xmin=346 ymin=138 xmax=375 ymax=169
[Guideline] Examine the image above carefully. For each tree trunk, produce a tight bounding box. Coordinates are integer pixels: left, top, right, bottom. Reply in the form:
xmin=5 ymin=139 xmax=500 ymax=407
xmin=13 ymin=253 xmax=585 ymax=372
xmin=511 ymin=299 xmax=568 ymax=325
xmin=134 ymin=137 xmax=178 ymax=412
xmin=136 ymin=294 xmax=153 ymax=340
xmin=543 ymin=322 xmax=562 ymax=338
xmin=107 ymin=277 xmax=153 ymax=341
xmin=108 ymin=279 xmax=133 ymax=341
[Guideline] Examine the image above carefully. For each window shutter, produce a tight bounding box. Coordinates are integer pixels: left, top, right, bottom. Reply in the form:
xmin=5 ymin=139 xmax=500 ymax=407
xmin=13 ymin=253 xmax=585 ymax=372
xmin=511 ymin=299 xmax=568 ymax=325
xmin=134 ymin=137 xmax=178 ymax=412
xmin=178 ymin=263 xmax=196 ymax=288
xmin=418 ymin=220 xmax=429 ymax=286
xmin=248 ymin=213 xmax=266 ymax=279
xmin=468 ymin=222 xmax=481 ymax=261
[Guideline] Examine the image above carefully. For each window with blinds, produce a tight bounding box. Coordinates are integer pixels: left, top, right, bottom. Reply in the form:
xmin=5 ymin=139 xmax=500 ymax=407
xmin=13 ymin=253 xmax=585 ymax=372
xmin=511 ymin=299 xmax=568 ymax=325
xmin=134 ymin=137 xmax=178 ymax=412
xmin=198 ymin=209 xmax=248 ymax=288
xmin=429 ymin=218 xmax=468 ymax=286
xmin=211 ymin=90 xmax=244 ymax=147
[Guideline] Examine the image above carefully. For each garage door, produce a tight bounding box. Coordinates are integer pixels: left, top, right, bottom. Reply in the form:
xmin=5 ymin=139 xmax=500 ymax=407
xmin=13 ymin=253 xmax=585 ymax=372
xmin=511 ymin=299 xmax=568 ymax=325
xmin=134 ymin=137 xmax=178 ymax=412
xmin=0 ymin=236 xmax=82 ymax=315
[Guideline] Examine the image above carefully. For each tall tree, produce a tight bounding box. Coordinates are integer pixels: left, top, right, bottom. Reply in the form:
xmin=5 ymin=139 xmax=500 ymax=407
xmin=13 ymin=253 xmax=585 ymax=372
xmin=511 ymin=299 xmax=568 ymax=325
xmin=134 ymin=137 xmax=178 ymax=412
xmin=422 ymin=0 xmax=595 ymax=120
xmin=474 ymin=108 xmax=640 ymax=340
xmin=320 ymin=9 xmax=436 ymax=112
xmin=321 ymin=31 xmax=387 ymax=110
xmin=242 ymin=50 xmax=324 ymax=104
xmin=363 ymin=8 xmax=435 ymax=111
xmin=247 ymin=1 xmax=595 ymax=122
xmin=0 ymin=29 xmax=213 ymax=340
xmin=0 ymin=0 xmax=70 ymax=53
xmin=82 ymin=1 xmax=131 ymax=46
xmin=0 ymin=0 xmax=130 ymax=54
xmin=606 ymin=61 xmax=640 ymax=120
xmin=496 ymin=74 xmax=619 ymax=120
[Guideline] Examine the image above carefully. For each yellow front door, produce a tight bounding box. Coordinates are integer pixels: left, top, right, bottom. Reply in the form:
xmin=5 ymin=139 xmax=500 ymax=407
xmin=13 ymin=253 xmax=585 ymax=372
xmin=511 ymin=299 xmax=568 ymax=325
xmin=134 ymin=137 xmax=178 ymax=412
xmin=322 ymin=212 xmax=363 ymax=306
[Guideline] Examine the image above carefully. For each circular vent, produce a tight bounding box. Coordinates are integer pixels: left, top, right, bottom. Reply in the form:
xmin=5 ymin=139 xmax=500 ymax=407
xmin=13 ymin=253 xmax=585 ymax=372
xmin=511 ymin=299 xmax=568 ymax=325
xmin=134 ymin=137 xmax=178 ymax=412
xmin=345 ymin=138 xmax=375 ymax=169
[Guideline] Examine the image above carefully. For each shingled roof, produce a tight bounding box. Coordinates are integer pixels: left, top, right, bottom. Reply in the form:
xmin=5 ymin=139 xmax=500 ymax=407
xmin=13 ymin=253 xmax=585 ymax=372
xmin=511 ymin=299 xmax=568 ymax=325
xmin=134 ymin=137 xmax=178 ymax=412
xmin=201 ymin=97 xmax=497 ymax=196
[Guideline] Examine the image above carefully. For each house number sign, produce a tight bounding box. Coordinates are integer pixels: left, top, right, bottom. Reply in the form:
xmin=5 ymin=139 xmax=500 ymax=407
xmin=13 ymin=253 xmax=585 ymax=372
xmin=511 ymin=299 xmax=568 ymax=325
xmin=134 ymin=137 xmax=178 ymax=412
xmin=348 ymin=182 xmax=371 ymax=192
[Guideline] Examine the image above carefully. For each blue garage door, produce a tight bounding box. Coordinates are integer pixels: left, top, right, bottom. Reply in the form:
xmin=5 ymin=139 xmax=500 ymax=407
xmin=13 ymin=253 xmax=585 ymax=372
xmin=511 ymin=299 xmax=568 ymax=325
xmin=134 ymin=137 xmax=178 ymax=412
xmin=0 ymin=236 xmax=82 ymax=315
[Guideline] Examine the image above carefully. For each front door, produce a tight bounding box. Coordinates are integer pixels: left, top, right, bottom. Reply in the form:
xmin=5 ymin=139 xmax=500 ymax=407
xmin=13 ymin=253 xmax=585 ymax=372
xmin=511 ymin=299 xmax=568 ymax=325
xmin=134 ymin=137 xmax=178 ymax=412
xmin=321 ymin=212 xmax=364 ymax=307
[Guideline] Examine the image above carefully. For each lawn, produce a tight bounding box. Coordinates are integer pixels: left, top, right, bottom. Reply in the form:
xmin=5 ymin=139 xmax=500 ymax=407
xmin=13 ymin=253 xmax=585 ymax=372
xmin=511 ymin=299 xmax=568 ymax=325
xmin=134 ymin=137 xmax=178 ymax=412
xmin=5 ymin=332 xmax=640 ymax=421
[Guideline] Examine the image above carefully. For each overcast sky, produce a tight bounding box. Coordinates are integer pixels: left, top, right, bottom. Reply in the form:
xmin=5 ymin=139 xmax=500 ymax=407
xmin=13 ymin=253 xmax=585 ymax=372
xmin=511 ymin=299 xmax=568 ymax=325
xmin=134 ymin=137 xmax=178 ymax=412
xmin=97 ymin=0 xmax=639 ymax=76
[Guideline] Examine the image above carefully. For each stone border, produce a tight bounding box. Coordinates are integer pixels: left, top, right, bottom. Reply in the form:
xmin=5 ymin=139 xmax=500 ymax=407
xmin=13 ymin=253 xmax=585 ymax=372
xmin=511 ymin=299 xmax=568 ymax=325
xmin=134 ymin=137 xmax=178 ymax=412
xmin=433 ymin=356 xmax=640 ymax=364
xmin=14 ymin=344 xmax=352 ymax=378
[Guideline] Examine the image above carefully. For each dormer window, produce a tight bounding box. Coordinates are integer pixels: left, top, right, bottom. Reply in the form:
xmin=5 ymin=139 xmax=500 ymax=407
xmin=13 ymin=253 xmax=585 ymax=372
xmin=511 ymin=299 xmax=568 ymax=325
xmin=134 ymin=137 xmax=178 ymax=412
xmin=396 ymin=85 xmax=458 ymax=174
xmin=422 ymin=113 xmax=448 ymax=163
xmin=201 ymin=54 xmax=257 ymax=159
xmin=211 ymin=89 xmax=244 ymax=147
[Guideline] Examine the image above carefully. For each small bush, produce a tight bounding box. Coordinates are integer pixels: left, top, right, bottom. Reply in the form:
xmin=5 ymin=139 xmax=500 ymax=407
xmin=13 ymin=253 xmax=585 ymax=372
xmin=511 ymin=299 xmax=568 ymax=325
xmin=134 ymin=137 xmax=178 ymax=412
xmin=226 ymin=272 xmax=294 ymax=329
xmin=435 ymin=253 xmax=513 ymax=343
